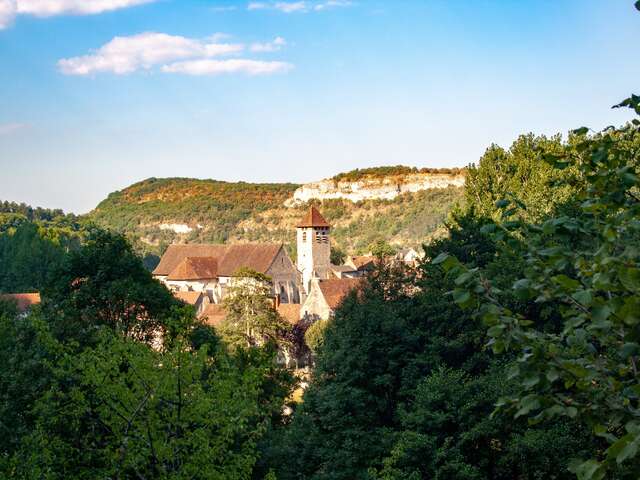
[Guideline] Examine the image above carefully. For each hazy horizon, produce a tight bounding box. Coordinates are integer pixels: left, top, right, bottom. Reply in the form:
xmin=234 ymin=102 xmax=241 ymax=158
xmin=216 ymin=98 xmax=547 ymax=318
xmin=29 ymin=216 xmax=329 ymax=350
xmin=1 ymin=0 xmax=639 ymax=213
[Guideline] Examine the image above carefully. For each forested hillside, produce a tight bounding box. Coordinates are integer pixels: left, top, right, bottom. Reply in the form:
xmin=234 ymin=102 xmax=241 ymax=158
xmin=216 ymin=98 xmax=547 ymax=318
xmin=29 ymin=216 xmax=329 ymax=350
xmin=89 ymin=173 xmax=464 ymax=256
xmin=0 ymin=202 xmax=88 ymax=293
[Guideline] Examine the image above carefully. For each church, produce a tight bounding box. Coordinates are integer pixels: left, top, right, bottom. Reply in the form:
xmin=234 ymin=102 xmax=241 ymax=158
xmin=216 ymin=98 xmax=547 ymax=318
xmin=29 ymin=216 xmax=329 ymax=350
xmin=153 ymin=207 xmax=369 ymax=323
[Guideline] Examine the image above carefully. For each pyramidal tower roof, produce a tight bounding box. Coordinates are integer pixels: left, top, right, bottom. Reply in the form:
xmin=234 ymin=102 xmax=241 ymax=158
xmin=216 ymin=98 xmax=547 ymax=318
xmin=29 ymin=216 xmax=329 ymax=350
xmin=297 ymin=206 xmax=330 ymax=228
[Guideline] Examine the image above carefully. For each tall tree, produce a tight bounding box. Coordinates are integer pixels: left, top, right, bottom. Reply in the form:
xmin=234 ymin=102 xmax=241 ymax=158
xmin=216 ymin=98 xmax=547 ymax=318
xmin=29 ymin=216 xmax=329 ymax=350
xmin=439 ymin=97 xmax=640 ymax=478
xmin=42 ymin=229 xmax=180 ymax=346
xmin=220 ymin=268 xmax=291 ymax=350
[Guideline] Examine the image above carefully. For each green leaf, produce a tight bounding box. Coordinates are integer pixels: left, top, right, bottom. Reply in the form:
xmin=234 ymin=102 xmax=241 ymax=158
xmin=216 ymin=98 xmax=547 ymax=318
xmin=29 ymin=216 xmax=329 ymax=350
xmin=454 ymin=271 xmax=474 ymax=286
xmin=452 ymin=289 xmax=471 ymax=306
xmin=495 ymin=199 xmax=510 ymax=209
xmin=552 ymin=274 xmax=580 ymax=290
xmin=572 ymin=290 xmax=593 ymax=307
xmin=487 ymin=324 xmax=505 ymax=337
xmin=620 ymin=343 xmax=640 ymax=359
xmin=431 ymin=252 xmax=449 ymax=265
xmin=568 ymin=459 xmax=605 ymax=480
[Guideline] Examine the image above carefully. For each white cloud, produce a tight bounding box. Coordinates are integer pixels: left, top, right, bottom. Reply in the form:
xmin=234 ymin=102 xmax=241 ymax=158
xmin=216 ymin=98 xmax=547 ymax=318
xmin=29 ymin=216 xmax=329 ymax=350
xmin=0 ymin=0 xmax=156 ymax=29
xmin=0 ymin=122 xmax=28 ymax=135
xmin=250 ymin=36 xmax=286 ymax=52
xmin=58 ymin=32 xmax=244 ymax=75
xmin=161 ymin=58 xmax=293 ymax=76
xmin=211 ymin=5 xmax=237 ymax=12
xmin=0 ymin=0 xmax=16 ymax=29
xmin=247 ymin=0 xmax=351 ymax=13
xmin=314 ymin=0 xmax=351 ymax=11
xmin=16 ymin=0 xmax=156 ymax=17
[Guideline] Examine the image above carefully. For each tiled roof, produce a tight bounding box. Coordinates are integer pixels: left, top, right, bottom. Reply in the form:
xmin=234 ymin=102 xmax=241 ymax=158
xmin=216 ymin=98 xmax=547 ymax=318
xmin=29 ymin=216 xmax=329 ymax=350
xmin=277 ymin=303 xmax=302 ymax=325
xmin=330 ymin=264 xmax=356 ymax=273
xmin=199 ymin=304 xmax=227 ymax=327
xmin=318 ymin=278 xmax=362 ymax=310
xmin=218 ymin=244 xmax=282 ymax=277
xmin=349 ymin=255 xmax=375 ymax=271
xmin=297 ymin=207 xmax=330 ymax=228
xmin=167 ymin=257 xmax=218 ymax=281
xmin=1 ymin=293 xmax=41 ymax=312
xmin=154 ymin=243 xmax=283 ymax=278
xmin=173 ymin=291 xmax=203 ymax=305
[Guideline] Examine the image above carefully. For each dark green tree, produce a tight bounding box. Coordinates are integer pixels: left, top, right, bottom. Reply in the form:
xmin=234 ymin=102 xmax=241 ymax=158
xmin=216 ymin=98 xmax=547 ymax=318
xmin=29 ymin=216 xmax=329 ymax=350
xmin=42 ymin=229 xmax=180 ymax=346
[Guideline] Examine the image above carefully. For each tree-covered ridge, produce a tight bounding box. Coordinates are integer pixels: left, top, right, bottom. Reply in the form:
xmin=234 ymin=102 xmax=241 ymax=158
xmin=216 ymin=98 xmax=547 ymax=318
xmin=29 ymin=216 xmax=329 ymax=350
xmin=332 ymin=165 xmax=465 ymax=182
xmin=0 ymin=202 xmax=90 ymax=294
xmin=91 ymin=177 xmax=299 ymax=242
xmin=89 ymin=176 xmax=463 ymax=256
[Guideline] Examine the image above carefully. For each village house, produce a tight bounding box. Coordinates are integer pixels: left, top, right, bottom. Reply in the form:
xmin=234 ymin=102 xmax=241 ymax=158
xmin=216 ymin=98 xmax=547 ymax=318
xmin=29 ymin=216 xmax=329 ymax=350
xmin=173 ymin=291 xmax=210 ymax=316
xmin=153 ymin=207 xmax=388 ymax=326
xmin=153 ymin=243 xmax=301 ymax=305
xmin=300 ymin=277 xmax=363 ymax=321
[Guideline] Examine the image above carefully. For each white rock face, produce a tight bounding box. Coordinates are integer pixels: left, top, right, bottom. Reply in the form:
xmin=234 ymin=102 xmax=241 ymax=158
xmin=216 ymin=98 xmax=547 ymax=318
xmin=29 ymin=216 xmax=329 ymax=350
xmin=287 ymin=173 xmax=465 ymax=205
xmin=159 ymin=223 xmax=194 ymax=234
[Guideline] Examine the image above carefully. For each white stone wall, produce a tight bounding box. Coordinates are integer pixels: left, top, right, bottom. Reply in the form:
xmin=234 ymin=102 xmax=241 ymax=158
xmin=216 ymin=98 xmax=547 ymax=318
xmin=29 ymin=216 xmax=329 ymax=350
xmin=297 ymin=227 xmax=330 ymax=294
xmin=286 ymin=173 xmax=465 ymax=205
xmin=300 ymin=279 xmax=332 ymax=320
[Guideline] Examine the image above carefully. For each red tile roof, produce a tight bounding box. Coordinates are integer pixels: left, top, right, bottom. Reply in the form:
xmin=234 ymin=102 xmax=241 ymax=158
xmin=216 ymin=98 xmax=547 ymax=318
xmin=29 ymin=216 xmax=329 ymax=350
xmin=173 ymin=291 xmax=203 ymax=305
xmin=318 ymin=278 xmax=362 ymax=309
xmin=297 ymin=207 xmax=330 ymax=228
xmin=1 ymin=293 xmax=41 ymax=313
xmin=348 ymin=255 xmax=375 ymax=271
xmin=199 ymin=304 xmax=227 ymax=327
xmin=154 ymin=243 xmax=283 ymax=278
xmin=167 ymin=257 xmax=218 ymax=281
xmin=277 ymin=303 xmax=302 ymax=325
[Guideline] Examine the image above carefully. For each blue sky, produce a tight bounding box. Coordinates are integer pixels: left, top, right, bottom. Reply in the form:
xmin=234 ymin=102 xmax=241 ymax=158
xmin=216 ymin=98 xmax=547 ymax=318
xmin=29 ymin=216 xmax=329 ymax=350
xmin=0 ymin=0 xmax=639 ymax=213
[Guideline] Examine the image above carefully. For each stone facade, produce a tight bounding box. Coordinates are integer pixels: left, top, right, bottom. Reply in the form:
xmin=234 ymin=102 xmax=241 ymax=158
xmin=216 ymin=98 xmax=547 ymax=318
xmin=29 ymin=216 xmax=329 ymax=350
xmin=296 ymin=207 xmax=332 ymax=294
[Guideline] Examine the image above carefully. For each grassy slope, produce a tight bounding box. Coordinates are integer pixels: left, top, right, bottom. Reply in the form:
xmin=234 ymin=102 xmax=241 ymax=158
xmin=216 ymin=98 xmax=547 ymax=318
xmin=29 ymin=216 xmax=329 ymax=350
xmin=90 ymin=176 xmax=463 ymax=256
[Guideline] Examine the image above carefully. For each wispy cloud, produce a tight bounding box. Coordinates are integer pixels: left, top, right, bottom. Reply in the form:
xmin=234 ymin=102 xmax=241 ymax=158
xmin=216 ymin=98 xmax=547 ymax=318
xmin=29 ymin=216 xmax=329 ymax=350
xmin=0 ymin=122 xmax=28 ymax=135
xmin=0 ymin=0 xmax=16 ymax=29
xmin=58 ymin=32 xmax=292 ymax=77
xmin=247 ymin=1 xmax=352 ymax=13
xmin=250 ymin=36 xmax=286 ymax=52
xmin=313 ymin=0 xmax=352 ymax=11
xmin=161 ymin=59 xmax=293 ymax=76
xmin=211 ymin=5 xmax=237 ymax=12
xmin=58 ymin=32 xmax=243 ymax=75
xmin=0 ymin=0 xmax=157 ymax=29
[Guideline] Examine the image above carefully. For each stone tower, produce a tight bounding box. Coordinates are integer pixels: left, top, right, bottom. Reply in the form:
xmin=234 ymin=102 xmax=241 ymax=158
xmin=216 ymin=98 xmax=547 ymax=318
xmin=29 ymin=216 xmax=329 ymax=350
xmin=296 ymin=206 xmax=331 ymax=294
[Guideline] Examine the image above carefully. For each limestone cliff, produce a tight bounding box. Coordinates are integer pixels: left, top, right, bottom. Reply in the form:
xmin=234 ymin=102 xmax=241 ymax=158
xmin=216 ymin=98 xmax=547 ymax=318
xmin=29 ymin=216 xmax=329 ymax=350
xmin=287 ymin=172 xmax=465 ymax=205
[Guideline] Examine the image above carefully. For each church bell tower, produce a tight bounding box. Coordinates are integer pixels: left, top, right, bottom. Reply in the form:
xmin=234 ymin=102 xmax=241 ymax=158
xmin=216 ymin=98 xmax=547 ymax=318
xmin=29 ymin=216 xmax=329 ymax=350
xmin=296 ymin=206 xmax=331 ymax=294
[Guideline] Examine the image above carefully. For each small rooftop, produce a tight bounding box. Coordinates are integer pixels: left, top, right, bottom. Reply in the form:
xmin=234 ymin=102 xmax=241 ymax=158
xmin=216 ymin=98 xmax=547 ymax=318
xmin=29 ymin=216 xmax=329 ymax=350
xmin=173 ymin=291 xmax=204 ymax=305
xmin=318 ymin=278 xmax=363 ymax=310
xmin=1 ymin=293 xmax=41 ymax=313
xmin=297 ymin=206 xmax=330 ymax=228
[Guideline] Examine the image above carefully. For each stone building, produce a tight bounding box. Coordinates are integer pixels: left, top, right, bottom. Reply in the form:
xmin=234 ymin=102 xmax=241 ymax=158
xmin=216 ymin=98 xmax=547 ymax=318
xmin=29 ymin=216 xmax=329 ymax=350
xmin=300 ymin=277 xmax=363 ymax=321
xmin=153 ymin=243 xmax=301 ymax=305
xmin=153 ymin=207 xmax=379 ymax=324
xmin=296 ymin=206 xmax=332 ymax=294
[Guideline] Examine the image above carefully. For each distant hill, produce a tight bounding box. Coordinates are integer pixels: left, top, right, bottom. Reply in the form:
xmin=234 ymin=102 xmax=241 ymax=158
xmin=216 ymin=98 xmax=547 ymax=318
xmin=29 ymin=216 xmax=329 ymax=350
xmin=88 ymin=168 xmax=465 ymax=256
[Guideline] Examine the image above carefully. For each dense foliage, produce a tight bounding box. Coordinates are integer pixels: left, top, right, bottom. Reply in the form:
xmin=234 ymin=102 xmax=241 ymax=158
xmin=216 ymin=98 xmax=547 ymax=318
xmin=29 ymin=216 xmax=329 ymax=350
xmin=332 ymin=165 xmax=464 ymax=182
xmin=0 ymin=231 xmax=292 ymax=479
xmin=438 ymin=96 xmax=640 ymax=479
xmin=0 ymin=203 xmax=87 ymax=293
